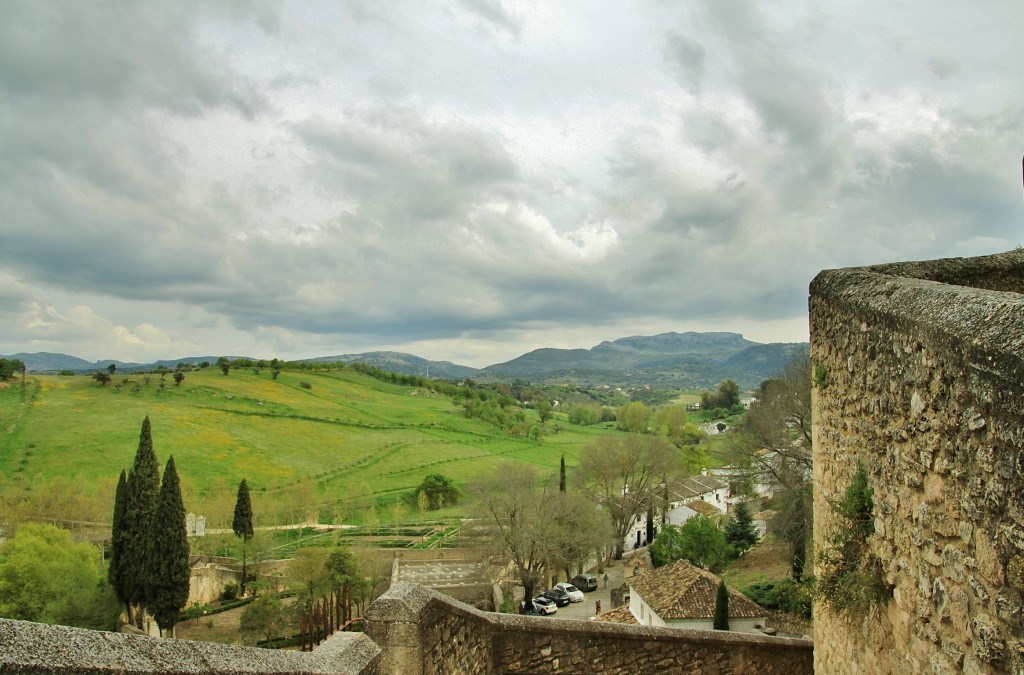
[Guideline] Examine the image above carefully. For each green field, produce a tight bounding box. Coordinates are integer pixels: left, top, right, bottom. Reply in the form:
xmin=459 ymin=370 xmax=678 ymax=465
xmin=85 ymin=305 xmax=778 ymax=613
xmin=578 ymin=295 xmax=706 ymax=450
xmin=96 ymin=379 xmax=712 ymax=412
xmin=0 ymin=368 xmax=618 ymax=527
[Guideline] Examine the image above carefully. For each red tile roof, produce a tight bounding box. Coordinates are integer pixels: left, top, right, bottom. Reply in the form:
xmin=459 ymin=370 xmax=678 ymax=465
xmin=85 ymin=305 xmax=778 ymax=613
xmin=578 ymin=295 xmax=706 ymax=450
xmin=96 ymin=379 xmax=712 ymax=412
xmin=627 ymin=560 xmax=765 ymax=621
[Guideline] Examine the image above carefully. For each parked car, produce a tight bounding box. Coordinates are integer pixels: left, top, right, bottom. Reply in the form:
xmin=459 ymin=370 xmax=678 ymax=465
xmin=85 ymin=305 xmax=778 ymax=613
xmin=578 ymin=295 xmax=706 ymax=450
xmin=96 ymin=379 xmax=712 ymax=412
xmin=542 ymin=589 xmax=571 ymax=607
xmin=571 ymin=574 xmax=598 ymax=592
xmin=531 ymin=596 xmax=558 ymax=615
xmin=519 ymin=600 xmax=540 ymax=616
xmin=554 ymin=582 xmax=584 ymax=603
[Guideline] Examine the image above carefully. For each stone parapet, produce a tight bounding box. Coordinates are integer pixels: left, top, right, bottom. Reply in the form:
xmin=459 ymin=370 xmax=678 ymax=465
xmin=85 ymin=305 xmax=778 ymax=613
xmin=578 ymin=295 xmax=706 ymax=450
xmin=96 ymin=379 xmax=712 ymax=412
xmin=370 ymin=582 xmax=813 ymax=674
xmin=810 ymin=249 xmax=1024 ymax=674
xmin=0 ymin=617 xmax=380 ymax=674
xmin=1 ymin=581 xmax=812 ymax=674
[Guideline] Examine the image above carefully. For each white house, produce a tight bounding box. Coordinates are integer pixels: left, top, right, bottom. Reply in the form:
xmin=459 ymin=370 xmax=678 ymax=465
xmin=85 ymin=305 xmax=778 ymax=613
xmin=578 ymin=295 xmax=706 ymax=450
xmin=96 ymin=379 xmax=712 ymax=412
xmin=622 ymin=475 xmax=730 ymax=551
xmin=601 ymin=560 xmax=768 ymax=632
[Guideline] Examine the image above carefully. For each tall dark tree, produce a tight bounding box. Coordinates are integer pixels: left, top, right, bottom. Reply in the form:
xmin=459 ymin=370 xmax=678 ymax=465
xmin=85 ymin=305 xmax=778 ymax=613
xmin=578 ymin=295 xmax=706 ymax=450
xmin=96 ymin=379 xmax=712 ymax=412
xmin=559 ymin=455 xmax=566 ymax=493
xmin=145 ymin=456 xmax=190 ymax=636
xmin=108 ymin=469 xmax=129 ymax=612
xmin=123 ymin=416 xmax=160 ymax=627
xmin=713 ymin=580 xmax=730 ymax=630
xmin=232 ymin=479 xmax=255 ymax=596
xmin=724 ymin=502 xmax=760 ymax=554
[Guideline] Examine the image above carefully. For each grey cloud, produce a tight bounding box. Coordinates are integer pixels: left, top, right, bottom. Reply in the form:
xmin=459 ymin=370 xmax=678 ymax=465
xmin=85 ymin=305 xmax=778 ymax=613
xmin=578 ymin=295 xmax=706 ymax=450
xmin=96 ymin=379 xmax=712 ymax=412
xmin=927 ymin=51 xmax=960 ymax=80
xmin=294 ymin=109 xmax=519 ymax=223
xmin=0 ymin=2 xmax=269 ymax=117
xmin=457 ymin=0 xmax=523 ymax=36
xmin=664 ymin=31 xmax=706 ymax=92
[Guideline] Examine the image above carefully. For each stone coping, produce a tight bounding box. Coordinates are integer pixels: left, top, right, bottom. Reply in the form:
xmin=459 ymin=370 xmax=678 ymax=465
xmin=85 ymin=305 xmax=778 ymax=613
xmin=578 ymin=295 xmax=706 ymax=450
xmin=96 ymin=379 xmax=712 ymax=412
xmin=810 ymin=249 xmax=1024 ymax=414
xmin=0 ymin=618 xmax=380 ymax=674
xmin=367 ymin=582 xmax=813 ymax=651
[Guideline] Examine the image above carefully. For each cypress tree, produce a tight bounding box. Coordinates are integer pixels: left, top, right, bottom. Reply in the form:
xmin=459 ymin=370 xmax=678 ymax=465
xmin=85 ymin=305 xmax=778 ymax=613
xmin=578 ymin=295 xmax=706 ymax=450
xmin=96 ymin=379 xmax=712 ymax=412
xmin=232 ymin=479 xmax=255 ymax=596
xmin=108 ymin=469 xmax=129 ymax=612
xmin=713 ymin=579 xmax=730 ymax=630
xmin=559 ymin=455 xmax=566 ymax=492
xmin=123 ymin=416 xmax=160 ymax=625
xmin=145 ymin=456 xmax=190 ymax=636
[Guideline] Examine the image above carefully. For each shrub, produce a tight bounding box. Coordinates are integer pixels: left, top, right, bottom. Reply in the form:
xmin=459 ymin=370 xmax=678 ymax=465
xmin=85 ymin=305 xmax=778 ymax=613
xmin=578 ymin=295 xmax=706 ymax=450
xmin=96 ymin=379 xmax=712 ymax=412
xmin=223 ymin=583 xmax=240 ymax=601
xmin=816 ymin=462 xmax=887 ymax=618
xmin=299 ymin=381 xmax=312 ymax=389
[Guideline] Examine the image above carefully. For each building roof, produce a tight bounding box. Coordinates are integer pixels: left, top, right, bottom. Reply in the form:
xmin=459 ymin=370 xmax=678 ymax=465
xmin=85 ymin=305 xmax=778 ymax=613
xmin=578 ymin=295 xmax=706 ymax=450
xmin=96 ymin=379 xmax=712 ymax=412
xmin=627 ymin=560 xmax=765 ymax=621
xmin=665 ymin=475 xmax=727 ymax=504
xmin=685 ymin=499 xmax=721 ymax=517
xmin=596 ymin=605 xmax=638 ymax=625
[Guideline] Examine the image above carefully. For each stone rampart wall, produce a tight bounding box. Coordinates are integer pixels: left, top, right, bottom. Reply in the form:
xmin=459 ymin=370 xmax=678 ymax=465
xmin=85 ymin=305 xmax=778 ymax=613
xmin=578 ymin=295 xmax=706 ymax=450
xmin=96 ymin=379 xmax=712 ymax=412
xmin=365 ymin=582 xmax=813 ymax=675
xmin=809 ymin=249 xmax=1024 ymax=674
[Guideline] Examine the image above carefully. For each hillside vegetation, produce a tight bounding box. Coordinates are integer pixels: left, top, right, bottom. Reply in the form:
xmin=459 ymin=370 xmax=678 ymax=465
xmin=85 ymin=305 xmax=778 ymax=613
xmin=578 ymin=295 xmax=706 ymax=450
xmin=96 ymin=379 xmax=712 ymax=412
xmin=0 ymin=368 xmax=615 ymax=529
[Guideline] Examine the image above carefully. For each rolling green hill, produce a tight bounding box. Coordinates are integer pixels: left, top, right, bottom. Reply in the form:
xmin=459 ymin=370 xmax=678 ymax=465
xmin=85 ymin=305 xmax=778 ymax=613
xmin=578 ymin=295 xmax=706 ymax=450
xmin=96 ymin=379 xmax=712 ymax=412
xmin=0 ymin=368 xmax=615 ymax=529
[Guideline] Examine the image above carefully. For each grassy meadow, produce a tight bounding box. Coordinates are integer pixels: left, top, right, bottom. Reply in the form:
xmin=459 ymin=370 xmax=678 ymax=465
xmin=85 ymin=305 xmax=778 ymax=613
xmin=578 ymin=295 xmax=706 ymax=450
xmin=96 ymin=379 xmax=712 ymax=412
xmin=0 ymin=368 xmax=618 ymax=528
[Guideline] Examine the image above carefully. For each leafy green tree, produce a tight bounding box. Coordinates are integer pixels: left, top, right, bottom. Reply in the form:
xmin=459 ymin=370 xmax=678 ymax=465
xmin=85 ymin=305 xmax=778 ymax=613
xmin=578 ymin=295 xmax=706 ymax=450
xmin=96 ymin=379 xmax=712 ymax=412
xmin=325 ymin=547 xmax=359 ymax=595
xmin=108 ymin=363 xmax=117 ymax=375
xmin=534 ymin=398 xmax=553 ymax=423
xmin=108 ymin=469 xmax=129 ymax=612
xmin=216 ymin=357 xmax=230 ymax=375
xmin=724 ymin=502 xmax=759 ymax=554
xmin=288 ymin=547 xmax=331 ymax=603
xmin=615 ymin=402 xmax=652 ymax=433
xmin=568 ymin=404 xmax=600 ymax=426
xmin=240 ymin=593 xmax=287 ymax=644
xmin=700 ymin=379 xmax=741 ymax=411
xmin=172 ymin=371 xmax=185 ymax=386
xmin=411 ymin=474 xmax=459 ymax=510
xmin=649 ymin=516 xmax=732 ymax=572
xmin=93 ymin=371 xmax=111 ymax=386
xmin=233 ymin=479 xmax=255 ymax=596
xmin=0 ymin=523 xmax=120 ymax=629
xmin=577 ymin=433 xmax=679 ymax=558
xmin=123 ymin=416 xmax=160 ymax=627
xmin=725 ymin=351 xmax=813 ymax=578
xmin=0 ymin=358 xmax=25 ymax=380
xmin=713 ymin=580 xmax=730 ymax=630
xmin=145 ymin=456 xmax=190 ymax=636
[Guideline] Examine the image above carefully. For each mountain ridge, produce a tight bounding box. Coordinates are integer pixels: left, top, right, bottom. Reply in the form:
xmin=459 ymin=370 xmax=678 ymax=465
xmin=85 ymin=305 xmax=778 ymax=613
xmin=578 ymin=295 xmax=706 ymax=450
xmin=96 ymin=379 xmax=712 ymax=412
xmin=3 ymin=331 xmax=808 ymax=390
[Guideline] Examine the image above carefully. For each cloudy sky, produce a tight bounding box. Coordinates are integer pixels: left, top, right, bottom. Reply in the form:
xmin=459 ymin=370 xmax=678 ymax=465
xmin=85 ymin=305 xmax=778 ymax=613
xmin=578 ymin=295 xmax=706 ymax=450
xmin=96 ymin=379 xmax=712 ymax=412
xmin=1 ymin=1 xmax=1021 ymax=367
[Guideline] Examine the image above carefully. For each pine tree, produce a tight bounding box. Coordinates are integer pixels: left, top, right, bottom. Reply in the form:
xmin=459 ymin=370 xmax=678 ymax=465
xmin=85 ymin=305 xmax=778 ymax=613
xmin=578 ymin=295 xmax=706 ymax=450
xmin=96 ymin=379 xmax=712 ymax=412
xmin=724 ymin=501 xmax=760 ymax=554
xmin=233 ymin=479 xmax=255 ymax=596
xmin=145 ymin=456 xmax=190 ymax=636
xmin=123 ymin=416 xmax=160 ymax=626
xmin=713 ymin=579 xmax=730 ymax=630
xmin=108 ymin=469 xmax=129 ymax=612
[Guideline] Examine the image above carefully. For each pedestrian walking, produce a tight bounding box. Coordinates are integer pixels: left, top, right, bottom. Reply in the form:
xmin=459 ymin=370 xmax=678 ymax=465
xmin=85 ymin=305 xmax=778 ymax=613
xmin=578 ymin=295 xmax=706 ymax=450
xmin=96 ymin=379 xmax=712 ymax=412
xmin=603 ymin=573 xmax=609 ymax=588
xmin=596 ymin=600 xmax=602 ymax=615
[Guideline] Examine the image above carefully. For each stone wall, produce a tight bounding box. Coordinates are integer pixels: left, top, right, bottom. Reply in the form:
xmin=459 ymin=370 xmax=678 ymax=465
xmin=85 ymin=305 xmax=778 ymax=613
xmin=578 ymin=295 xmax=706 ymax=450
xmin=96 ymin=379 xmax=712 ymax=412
xmin=809 ymin=249 xmax=1024 ymax=674
xmin=364 ymin=582 xmax=813 ymax=674
xmin=2 ymin=581 xmax=812 ymax=674
xmin=0 ymin=617 xmax=381 ymax=674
